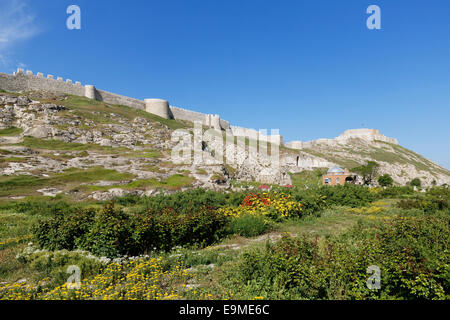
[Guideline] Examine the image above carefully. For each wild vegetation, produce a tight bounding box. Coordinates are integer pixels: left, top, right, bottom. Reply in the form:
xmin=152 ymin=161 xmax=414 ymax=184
xmin=0 ymin=185 xmax=448 ymax=300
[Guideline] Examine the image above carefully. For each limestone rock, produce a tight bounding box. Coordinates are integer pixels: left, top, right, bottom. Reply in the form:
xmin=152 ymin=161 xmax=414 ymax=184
xmin=23 ymin=126 xmax=52 ymax=139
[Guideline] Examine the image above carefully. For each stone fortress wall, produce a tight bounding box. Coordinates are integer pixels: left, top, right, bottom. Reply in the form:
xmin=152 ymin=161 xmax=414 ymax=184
xmin=0 ymin=69 xmax=397 ymax=154
xmin=0 ymin=69 xmax=231 ymax=129
xmin=0 ymin=69 xmax=85 ymax=97
xmin=0 ymin=69 xmax=277 ymax=138
xmin=228 ymin=126 xmax=284 ymax=145
xmin=286 ymin=128 xmax=399 ymax=150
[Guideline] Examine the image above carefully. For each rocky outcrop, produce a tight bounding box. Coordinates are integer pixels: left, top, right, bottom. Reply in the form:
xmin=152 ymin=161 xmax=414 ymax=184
xmin=1 ymin=92 xmax=449 ymax=193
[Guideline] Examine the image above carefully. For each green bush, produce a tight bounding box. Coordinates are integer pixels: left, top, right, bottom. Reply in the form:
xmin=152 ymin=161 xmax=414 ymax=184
xmin=410 ymin=178 xmax=422 ymax=187
xmin=377 ymin=186 xmax=415 ymax=198
xmin=16 ymin=249 xmax=105 ymax=288
xmin=291 ymin=190 xmax=327 ymax=216
xmin=285 ymin=185 xmax=376 ymax=216
xmin=33 ymin=208 xmax=96 ymax=251
xmin=318 ymin=185 xmax=377 ymax=207
xmin=222 ymin=213 xmax=449 ymax=300
xmin=117 ymin=188 xmax=246 ymax=213
xmin=396 ymin=187 xmax=449 ymax=213
xmin=34 ymin=202 xmax=231 ymax=257
xmin=133 ymin=206 xmax=229 ymax=252
xmin=227 ymin=214 xmax=272 ymax=238
xmin=0 ymin=198 xmax=77 ymax=216
xmin=76 ymin=202 xmax=135 ymax=257
xmin=378 ymin=174 xmax=393 ymax=187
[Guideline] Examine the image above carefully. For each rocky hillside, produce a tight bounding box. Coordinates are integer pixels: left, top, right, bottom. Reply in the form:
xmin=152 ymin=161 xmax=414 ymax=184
xmin=286 ymin=136 xmax=450 ymax=187
xmin=0 ymin=90 xmax=448 ymax=202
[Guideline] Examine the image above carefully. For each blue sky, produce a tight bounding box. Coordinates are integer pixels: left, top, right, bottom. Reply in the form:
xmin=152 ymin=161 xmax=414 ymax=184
xmin=0 ymin=0 xmax=449 ymax=168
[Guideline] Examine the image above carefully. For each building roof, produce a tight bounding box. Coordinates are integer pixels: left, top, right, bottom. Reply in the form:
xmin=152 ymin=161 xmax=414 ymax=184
xmin=327 ymin=166 xmax=345 ymax=174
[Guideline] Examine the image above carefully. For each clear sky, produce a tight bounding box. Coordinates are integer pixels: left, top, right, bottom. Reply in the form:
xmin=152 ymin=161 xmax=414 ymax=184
xmin=0 ymin=0 xmax=449 ymax=168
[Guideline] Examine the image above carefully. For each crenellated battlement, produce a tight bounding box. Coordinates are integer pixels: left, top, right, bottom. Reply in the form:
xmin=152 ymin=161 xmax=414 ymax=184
xmin=13 ymin=68 xmax=83 ymax=87
xmin=0 ymin=69 xmax=231 ymax=131
xmin=1 ymin=68 xmax=86 ymax=98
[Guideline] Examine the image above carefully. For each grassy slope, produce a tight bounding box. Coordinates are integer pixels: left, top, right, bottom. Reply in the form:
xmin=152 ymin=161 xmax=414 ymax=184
xmin=301 ymin=139 xmax=449 ymax=176
xmin=52 ymin=95 xmax=190 ymax=131
xmin=289 ymin=168 xmax=328 ymax=188
xmin=0 ymin=167 xmax=135 ymax=198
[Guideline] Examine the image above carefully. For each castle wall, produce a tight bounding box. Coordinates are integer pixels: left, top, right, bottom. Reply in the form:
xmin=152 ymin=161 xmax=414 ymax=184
xmin=170 ymin=106 xmax=209 ymax=124
xmin=219 ymin=118 xmax=230 ymax=130
xmin=286 ymin=128 xmax=399 ymax=149
xmin=0 ymin=70 xmax=85 ymax=97
xmin=229 ymin=126 xmax=284 ymax=145
xmin=285 ymin=141 xmax=303 ymax=149
xmin=169 ymin=106 xmax=230 ymax=130
xmin=0 ymin=70 xmax=230 ymax=126
xmin=336 ymin=129 xmax=398 ymax=144
xmin=96 ymin=89 xmax=145 ymax=110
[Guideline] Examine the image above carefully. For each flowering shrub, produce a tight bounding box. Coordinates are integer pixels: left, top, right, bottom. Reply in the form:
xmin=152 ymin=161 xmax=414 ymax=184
xmin=0 ymin=257 xmax=187 ymax=300
xmin=218 ymin=192 xmax=303 ymax=221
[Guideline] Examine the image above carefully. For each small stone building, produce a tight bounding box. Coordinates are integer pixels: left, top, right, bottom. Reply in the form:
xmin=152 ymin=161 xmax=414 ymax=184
xmin=322 ymin=166 xmax=357 ymax=186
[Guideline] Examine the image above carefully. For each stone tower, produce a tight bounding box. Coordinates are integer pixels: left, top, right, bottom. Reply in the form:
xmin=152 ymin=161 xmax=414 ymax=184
xmin=85 ymin=85 xmax=96 ymax=100
xmin=211 ymin=114 xmax=221 ymax=130
xmin=145 ymin=99 xmax=171 ymax=119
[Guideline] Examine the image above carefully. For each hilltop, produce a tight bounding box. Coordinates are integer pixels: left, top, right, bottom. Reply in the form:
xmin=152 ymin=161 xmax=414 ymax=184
xmin=285 ymin=129 xmax=449 ymax=187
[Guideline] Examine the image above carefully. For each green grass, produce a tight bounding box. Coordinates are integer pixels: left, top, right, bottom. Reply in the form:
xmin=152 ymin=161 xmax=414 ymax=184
xmin=125 ymin=174 xmax=194 ymax=190
xmin=0 ymin=127 xmax=23 ymax=137
xmin=0 ymin=167 xmax=135 ymax=197
xmin=57 ymin=95 xmax=189 ymax=131
xmin=301 ymin=139 xmax=449 ymax=177
xmin=301 ymin=148 xmax=361 ymax=169
xmin=0 ymin=157 xmax=27 ymax=163
xmin=279 ymin=206 xmax=363 ymax=238
xmin=80 ymin=173 xmax=194 ymax=192
xmin=290 ymin=168 xmax=327 ymax=188
xmin=17 ymin=137 xmax=129 ymax=153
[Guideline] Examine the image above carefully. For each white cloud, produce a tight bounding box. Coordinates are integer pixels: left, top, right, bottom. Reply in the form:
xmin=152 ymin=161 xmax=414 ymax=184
xmin=0 ymin=0 xmax=39 ymax=68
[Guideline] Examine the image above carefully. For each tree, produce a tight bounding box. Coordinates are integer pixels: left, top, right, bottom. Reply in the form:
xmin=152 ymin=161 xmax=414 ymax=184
xmin=410 ymin=178 xmax=421 ymax=188
xmin=378 ymin=174 xmax=393 ymax=187
xmin=352 ymin=161 xmax=380 ymax=185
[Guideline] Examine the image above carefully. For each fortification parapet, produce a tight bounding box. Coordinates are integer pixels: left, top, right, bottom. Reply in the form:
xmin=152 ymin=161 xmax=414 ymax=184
xmin=0 ymin=69 xmax=85 ymax=97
